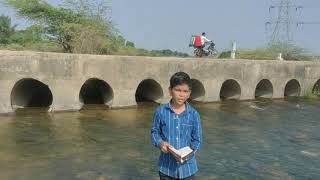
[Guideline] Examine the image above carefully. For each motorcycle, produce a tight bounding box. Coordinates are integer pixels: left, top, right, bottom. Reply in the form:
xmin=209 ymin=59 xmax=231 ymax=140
xmin=194 ymin=41 xmax=218 ymax=58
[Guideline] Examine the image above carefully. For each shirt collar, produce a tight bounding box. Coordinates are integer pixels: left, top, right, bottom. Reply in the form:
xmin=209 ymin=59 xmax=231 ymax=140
xmin=165 ymin=100 xmax=192 ymax=114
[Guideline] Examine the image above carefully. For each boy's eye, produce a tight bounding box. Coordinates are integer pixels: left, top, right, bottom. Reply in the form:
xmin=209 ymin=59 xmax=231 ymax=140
xmin=173 ymin=89 xmax=190 ymax=93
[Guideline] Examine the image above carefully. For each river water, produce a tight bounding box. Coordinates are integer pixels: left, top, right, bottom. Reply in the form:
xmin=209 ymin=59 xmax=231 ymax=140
xmin=0 ymin=98 xmax=319 ymax=180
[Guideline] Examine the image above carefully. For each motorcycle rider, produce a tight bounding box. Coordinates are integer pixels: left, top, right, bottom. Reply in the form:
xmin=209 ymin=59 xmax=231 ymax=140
xmin=200 ymin=32 xmax=212 ymax=53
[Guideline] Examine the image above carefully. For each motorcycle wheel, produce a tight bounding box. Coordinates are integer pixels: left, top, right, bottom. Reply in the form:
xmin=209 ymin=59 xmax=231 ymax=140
xmin=208 ymin=49 xmax=218 ymax=58
xmin=194 ymin=48 xmax=203 ymax=57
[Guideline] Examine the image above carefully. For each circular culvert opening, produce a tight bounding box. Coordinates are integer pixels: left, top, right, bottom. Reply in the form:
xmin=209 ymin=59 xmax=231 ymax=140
xmin=220 ymin=79 xmax=241 ymax=100
xmin=284 ymin=79 xmax=301 ymax=97
xmin=79 ymin=78 xmax=114 ymax=106
xmin=189 ymin=79 xmax=205 ymax=102
xmin=255 ymin=79 xmax=273 ymax=98
xmin=11 ymin=78 xmax=53 ymax=110
xmin=312 ymin=79 xmax=320 ymax=96
xmin=135 ymin=79 xmax=163 ymax=103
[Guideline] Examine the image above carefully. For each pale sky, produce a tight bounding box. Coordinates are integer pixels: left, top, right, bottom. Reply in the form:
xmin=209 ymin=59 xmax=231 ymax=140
xmin=1 ymin=0 xmax=320 ymax=54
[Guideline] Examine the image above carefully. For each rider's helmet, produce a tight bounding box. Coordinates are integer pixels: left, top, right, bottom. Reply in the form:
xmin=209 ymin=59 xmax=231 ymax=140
xmin=202 ymin=32 xmax=206 ymax=36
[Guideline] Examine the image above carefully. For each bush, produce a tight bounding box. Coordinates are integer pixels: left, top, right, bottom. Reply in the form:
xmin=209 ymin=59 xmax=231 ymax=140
xmin=218 ymin=51 xmax=231 ymax=58
xmin=0 ymin=43 xmax=24 ymax=50
xmin=27 ymin=41 xmax=62 ymax=52
xmin=267 ymin=42 xmax=310 ymax=61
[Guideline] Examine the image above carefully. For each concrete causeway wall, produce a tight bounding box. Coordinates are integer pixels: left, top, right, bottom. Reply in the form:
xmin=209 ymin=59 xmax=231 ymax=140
xmin=0 ymin=50 xmax=319 ymax=113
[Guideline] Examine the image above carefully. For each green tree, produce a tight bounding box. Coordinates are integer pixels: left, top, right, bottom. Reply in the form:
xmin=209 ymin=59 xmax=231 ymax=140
xmin=2 ymin=0 xmax=189 ymax=57
xmin=61 ymin=0 xmax=118 ymax=54
xmin=0 ymin=15 xmax=17 ymax=44
xmin=5 ymin=0 xmax=117 ymax=54
xmin=5 ymin=0 xmax=83 ymax=52
xmin=10 ymin=24 xmax=45 ymax=44
xmin=126 ymin=41 xmax=135 ymax=48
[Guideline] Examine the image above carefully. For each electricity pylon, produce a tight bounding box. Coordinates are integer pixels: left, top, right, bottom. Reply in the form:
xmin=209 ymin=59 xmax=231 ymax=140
xmin=266 ymin=0 xmax=301 ymax=44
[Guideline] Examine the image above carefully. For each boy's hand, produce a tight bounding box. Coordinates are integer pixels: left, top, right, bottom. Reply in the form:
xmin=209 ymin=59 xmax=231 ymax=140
xmin=173 ymin=155 xmax=182 ymax=163
xmin=160 ymin=141 xmax=170 ymax=153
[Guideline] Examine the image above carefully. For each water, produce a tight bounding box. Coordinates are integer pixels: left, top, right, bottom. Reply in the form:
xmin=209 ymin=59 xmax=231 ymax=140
xmin=0 ymin=98 xmax=319 ymax=180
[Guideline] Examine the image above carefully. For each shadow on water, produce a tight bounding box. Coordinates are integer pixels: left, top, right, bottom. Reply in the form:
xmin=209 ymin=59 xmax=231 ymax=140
xmin=79 ymin=104 xmax=110 ymax=111
xmin=14 ymin=107 xmax=50 ymax=114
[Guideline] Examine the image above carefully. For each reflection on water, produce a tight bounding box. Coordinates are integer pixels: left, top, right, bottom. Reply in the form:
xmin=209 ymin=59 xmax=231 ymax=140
xmin=0 ymin=99 xmax=319 ymax=179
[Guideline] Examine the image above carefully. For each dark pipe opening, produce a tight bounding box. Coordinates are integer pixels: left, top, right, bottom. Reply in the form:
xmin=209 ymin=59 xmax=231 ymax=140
xmin=284 ymin=79 xmax=301 ymax=97
xmin=220 ymin=79 xmax=241 ymax=100
xmin=189 ymin=79 xmax=205 ymax=102
xmin=79 ymin=78 xmax=113 ymax=105
xmin=312 ymin=79 xmax=320 ymax=96
xmin=255 ymin=79 xmax=273 ymax=98
xmin=135 ymin=79 xmax=163 ymax=103
xmin=11 ymin=78 xmax=53 ymax=110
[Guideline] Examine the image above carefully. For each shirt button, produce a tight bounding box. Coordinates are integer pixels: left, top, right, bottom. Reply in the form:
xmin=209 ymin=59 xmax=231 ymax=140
xmin=176 ymin=126 xmax=178 ymax=129
xmin=176 ymin=137 xmax=178 ymax=140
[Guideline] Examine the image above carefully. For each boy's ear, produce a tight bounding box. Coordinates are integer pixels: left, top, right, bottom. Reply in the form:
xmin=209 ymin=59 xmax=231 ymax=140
xmin=187 ymin=90 xmax=191 ymax=98
xmin=187 ymin=88 xmax=191 ymax=98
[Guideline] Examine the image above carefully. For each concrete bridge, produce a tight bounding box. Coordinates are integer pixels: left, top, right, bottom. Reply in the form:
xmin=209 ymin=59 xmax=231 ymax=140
xmin=0 ymin=50 xmax=319 ymax=114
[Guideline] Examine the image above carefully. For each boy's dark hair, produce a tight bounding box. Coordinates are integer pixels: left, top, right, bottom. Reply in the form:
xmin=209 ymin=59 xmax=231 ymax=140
xmin=169 ymin=72 xmax=192 ymax=89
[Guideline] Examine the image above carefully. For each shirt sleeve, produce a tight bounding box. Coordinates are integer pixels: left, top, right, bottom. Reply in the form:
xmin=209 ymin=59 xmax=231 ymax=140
xmin=151 ymin=108 xmax=163 ymax=148
xmin=190 ymin=111 xmax=202 ymax=152
xmin=203 ymin=36 xmax=211 ymax=43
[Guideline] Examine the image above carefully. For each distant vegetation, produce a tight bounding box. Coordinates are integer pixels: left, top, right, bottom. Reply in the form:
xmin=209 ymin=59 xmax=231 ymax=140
xmin=218 ymin=42 xmax=311 ymax=61
xmin=0 ymin=0 xmax=189 ymax=57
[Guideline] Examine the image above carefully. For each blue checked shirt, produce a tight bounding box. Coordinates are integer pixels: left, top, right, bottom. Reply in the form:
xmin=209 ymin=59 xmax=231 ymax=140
xmin=151 ymin=102 xmax=202 ymax=179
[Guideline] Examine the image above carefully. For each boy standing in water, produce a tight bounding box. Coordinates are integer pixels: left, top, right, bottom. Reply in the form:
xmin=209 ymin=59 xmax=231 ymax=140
xmin=151 ymin=72 xmax=202 ymax=180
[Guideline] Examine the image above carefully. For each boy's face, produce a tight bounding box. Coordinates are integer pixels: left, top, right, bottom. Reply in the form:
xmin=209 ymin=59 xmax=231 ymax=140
xmin=169 ymin=84 xmax=191 ymax=105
